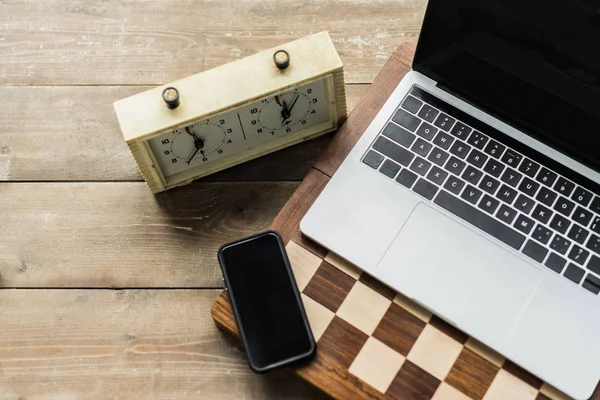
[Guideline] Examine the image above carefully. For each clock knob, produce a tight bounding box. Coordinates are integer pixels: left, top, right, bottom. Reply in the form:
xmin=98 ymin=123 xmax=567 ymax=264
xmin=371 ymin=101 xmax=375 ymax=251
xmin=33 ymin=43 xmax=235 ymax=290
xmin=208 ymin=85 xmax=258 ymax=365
xmin=162 ymin=87 xmax=180 ymax=109
xmin=273 ymin=50 xmax=290 ymax=70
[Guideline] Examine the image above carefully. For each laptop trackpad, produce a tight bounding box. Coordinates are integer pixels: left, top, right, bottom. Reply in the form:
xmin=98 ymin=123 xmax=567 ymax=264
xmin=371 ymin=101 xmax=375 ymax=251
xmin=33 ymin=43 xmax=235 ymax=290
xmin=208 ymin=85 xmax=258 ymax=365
xmin=376 ymin=203 xmax=544 ymax=344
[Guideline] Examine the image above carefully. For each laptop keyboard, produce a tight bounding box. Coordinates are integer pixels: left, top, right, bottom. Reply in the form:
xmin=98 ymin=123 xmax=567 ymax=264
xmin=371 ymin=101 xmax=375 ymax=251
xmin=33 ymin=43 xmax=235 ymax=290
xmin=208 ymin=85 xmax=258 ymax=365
xmin=362 ymin=86 xmax=600 ymax=295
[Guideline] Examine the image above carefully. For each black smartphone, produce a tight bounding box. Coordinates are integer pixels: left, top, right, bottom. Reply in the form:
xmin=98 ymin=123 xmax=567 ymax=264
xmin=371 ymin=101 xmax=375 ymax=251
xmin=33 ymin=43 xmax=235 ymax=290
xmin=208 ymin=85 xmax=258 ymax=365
xmin=218 ymin=230 xmax=316 ymax=373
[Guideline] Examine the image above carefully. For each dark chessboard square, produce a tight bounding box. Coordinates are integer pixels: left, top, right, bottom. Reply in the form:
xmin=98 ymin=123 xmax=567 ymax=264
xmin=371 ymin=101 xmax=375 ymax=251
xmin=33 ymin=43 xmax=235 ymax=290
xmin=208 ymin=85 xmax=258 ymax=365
xmin=318 ymin=316 xmax=368 ymax=369
xmin=359 ymin=273 xmax=396 ymax=300
xmin=303 ymin=260 xmax=357 ymax=313
xmin=372 ymin=302 xmax=426 ymax=356
xmin=446 ymin=347 xmax=500 ymax=400
xmin=387 ymin=360 xmax=440 ymax=400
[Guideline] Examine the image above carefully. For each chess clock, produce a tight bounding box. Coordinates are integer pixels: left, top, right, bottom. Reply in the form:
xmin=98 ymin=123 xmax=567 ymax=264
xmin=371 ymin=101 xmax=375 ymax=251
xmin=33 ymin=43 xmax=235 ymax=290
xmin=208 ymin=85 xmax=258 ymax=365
xmin=113 ymin=32 xmax=347 ymax=193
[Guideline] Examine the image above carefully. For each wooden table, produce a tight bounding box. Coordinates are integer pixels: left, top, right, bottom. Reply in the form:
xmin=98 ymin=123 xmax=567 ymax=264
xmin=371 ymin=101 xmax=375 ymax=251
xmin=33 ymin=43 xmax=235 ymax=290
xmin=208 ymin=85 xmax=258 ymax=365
xmin=0 ymin=1 xmax=426 ymax=398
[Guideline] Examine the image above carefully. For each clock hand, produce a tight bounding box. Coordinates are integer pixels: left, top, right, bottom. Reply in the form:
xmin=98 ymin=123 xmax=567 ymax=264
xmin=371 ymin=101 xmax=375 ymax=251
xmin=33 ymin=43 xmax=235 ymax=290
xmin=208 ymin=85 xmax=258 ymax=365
xmin=281 ymin=94 xmax=300 ymax=126
xmin=185 ymin=127 xmax=201 ymax=141
xmin=275 ymin=95 xmax=282 ymax=107
xmin=186 ymin=147 xmax=200 ymax=164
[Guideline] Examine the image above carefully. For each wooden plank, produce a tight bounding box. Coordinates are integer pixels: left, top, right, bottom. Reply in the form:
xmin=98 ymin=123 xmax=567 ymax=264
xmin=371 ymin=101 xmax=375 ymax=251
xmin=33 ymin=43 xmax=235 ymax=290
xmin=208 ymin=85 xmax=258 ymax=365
xmin=0 ymin=289 xmax=326 ymax=400
xmin=0 ymin=85 xmax=366 ymax=182
xmin=0 ymin=0 xmax=426 ymax=85
xmin=0 ymin=182 xmax=297 ymax=288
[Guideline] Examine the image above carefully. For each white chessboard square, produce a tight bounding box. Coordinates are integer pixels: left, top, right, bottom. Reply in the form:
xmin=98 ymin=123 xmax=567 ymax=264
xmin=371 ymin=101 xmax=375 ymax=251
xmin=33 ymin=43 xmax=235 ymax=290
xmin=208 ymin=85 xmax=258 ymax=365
xmin=407 ymin=325 xmax=462 ymax=380
xmin=349 ymin=337 xmax=405 ymax=393
xmin=483 ymin=369 xmax=538 ymax=400
xmin=336 ymin=281 xmax=391 ymax=335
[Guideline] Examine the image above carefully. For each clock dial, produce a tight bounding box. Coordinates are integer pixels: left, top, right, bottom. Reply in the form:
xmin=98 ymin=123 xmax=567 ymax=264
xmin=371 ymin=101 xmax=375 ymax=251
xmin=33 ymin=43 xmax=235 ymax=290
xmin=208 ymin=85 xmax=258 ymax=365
xmin=147 ymin=78 xmax=329 ymax=178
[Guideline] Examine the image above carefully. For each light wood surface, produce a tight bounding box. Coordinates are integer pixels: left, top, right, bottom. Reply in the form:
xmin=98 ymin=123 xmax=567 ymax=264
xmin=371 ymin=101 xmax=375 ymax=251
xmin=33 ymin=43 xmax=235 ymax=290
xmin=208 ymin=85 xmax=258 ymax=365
xmin=0 ymin=0 xmax=426 ymax=398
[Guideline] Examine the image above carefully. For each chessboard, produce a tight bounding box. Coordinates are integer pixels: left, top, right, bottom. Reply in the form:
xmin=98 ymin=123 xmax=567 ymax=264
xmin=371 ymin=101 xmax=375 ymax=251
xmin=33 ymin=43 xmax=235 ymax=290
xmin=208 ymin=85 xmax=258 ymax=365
xmin=211 ymin=43 xmax=597 ymax=400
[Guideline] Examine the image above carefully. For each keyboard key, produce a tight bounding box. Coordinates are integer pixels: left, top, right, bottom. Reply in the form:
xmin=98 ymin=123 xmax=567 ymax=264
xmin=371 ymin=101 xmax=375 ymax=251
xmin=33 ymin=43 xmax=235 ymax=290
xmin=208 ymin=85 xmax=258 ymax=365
xmin=545 ymin=253 xmax=567 ymax=273
xmin=426 ymin=166 xmax=448 ymax=186
xmin=588 ymin=255 xmax=600 ymax=275
xmin=515 ymin=194 xmax=535 ymax=214
xmin=396 ymin=169 xmax=418 ymax=188
xmin=567 ymin=224 xmax=590 ymax=245
xmin=413 ymin=178 xmax=439 ymax=200
xmin=500 ymin=168 xmax=523 ymax=188
xmin=443 ymin=175 xmax=465 ymax=195
xmin=501 ymin=150 xmax=522 ymax=169
xmin=445 ymin=156 xmax=466 ymax=175
xmin=549 ymin=214 xmax=570 ymax=234
xmin=573 ymin=206 xmax=593 ymax=227
xmin=428 ymin=147 xmax=450 ymax=166
xmin=416 ymin=122 xmax=438 ymax=140
xmin=483 ymin=158 xmax=504 ymax=178
xmin=466 ymin=149 xmax=488 ymax=168
xmin=449 ymin=141 xmax=472 ymax=159
xmin=409 ymin=157 xmax=432 ymax=176
xmin=518 ymin=177 xmax=540 ymax=197
xmin=536 ymin=187 xmax=557 ymax=207
xmin=392 ymin=109 xmax=421 ymax=132
xmin=462 ymin=166 xmax=483 ymax=185
xmin=554 ymin=177 xmax=575 ymax=197
xmin=373 ymin=136 xmax=415 ymax=167
xmin=536 ymin=168 xmax=558 ymax=187
xmin=497 ymin=204 xmax=518 ymax=225
xmin=571 ymin=187 xmax=593 ymax=207
xmin=568 ymin=244 xmax=590 ymax=266
xmin=498 ymin=185 xmax=518 ymax=204
xmin=401 ymin=96 xmax=423 ymax=114
xmin=379 ymin=159 xmax=401 ymax=179
xmin=434 ymin=190 xmax=526 ymax=250
xmin=586 ymin=234 xmax=600 ymax=256
xmin=433 ymin=113 xmax=455 ymax=132
xmin=531 ymin=204 xmax=553 ymax=224
xmin=590 ymin=197 xmax=600 ymax=215
xmin=479 ymin=195 xmax=500 ymax=215
xmin=554 ymin=196 xmax=576 ymax=217
xmin=532 ymin=224 xmax=553 ymax=245
xmin=382 ymin=123 xmax=416 ymax=148
xmin=418 ymin=105 xmax=439 ymax=123
xmin=564 ymin=263 xmax=585 ymax=284
xmin=411 ymin=138 xmax=433 ymax=157
xmin=433 ymin=131 xmax=454 ymax=150
xmin=466 ymin=131 xmax=488 ymax=150
xmin=514 ymin=214 xmax=535 ymax=235
xmin=550 ymin=235 xmax=571 ymax=255
xmin=479 ymin=175 xmax=501 ymax=195
xmin=522 ymin=240 xmax=548 ymax=263
xmin=461 ymin=184 xmax=483 ymax=205
xmin=483 ymin=140 xmax=505 ymax=159
xmin=583 ymin=274 xmax=600 ymax=295
xmin=518 ymin=159 xmax=540 ymax=178
xmin=363 ymin=150 xmax=383 ymax=169
xmin=450 ymin=122 xmax=472 ymax=140
xmin=591 ymin=217 xmax=600 ymax=235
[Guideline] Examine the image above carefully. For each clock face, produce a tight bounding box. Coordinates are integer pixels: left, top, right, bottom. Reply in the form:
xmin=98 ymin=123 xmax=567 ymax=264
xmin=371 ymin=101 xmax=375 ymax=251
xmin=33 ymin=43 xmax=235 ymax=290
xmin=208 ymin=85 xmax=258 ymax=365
xmin=146 ymin=78 xmax=329 ymax=178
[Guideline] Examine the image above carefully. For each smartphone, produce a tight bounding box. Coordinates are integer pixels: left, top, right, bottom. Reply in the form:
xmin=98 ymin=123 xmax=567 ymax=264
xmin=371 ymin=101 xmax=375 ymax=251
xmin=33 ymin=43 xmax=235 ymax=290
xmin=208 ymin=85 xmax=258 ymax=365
xmin=218 ymin=230 xmax=316 ymax=373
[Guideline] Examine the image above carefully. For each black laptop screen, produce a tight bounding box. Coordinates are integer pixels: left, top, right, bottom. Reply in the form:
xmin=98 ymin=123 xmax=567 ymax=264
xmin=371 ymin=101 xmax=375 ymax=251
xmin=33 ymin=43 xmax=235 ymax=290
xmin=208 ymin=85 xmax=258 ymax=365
xmin=413 ymin=0 xmax=600 ymax=172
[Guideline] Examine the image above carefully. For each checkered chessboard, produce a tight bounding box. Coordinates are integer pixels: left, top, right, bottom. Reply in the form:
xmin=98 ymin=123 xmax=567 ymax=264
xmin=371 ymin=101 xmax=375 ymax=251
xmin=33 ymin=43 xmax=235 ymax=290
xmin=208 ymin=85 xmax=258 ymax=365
xmin=286 ymin=240 xmax=572 ymax=400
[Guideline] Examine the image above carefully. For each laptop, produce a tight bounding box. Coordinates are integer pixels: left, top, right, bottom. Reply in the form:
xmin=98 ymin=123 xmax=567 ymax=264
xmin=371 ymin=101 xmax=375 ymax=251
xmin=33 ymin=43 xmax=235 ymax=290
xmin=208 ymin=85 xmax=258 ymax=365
xmin=300 ymin=1 xmax=600 ymax=399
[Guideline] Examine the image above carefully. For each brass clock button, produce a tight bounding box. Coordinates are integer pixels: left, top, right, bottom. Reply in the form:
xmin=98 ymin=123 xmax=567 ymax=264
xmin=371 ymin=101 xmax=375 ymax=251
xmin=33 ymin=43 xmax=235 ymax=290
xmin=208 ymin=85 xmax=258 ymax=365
xmin=273 ymin=50 xmax=290 ymax=70
xmin=162 ymin=87 xmax=180 ymax=109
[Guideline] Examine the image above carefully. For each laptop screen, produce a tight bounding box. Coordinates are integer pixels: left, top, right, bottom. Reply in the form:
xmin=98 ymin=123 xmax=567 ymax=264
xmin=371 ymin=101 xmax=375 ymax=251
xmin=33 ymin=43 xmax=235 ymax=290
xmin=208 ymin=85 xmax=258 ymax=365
xmin=413 ymin=0 xmax=600 ymax=173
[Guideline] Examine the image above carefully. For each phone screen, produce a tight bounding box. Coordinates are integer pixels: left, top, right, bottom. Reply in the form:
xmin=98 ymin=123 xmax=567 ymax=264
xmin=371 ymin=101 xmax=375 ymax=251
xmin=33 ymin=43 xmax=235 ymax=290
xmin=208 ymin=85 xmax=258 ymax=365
xmin=219 ymin=231 xmax=315 ymax=372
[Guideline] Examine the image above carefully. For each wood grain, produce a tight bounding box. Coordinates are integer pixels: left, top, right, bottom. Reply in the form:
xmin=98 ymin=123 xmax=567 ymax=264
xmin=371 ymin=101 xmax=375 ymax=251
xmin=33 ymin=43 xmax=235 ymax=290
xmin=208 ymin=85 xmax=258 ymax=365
xmin=0 ymin=289 xmax=326 ymax=400
xmin=0 ymin=84 xmax=366 ymax=182
xmin=0 ymin=0 xmax=426 ymax=85
xmin=0 ymin=182 xmax=296 ymax=288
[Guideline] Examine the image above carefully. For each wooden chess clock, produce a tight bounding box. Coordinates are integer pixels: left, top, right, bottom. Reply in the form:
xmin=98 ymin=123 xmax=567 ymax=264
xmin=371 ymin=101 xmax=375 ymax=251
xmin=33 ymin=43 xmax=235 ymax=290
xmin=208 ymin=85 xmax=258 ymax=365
xmin=113 ymin=32 xmax=347 ymax=193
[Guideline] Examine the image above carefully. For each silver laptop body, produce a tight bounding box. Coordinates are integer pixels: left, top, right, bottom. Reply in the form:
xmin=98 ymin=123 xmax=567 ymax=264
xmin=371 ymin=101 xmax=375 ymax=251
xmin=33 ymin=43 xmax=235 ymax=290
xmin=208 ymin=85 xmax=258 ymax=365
xmin=301 ymin=2 xmax=600 ymax=399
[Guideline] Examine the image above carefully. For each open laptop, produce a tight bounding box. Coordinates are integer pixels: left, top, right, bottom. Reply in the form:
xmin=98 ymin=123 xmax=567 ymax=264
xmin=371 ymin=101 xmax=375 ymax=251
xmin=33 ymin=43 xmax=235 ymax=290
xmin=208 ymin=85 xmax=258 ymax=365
xmin=300 ymin=1 xmax=600 ymax=398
